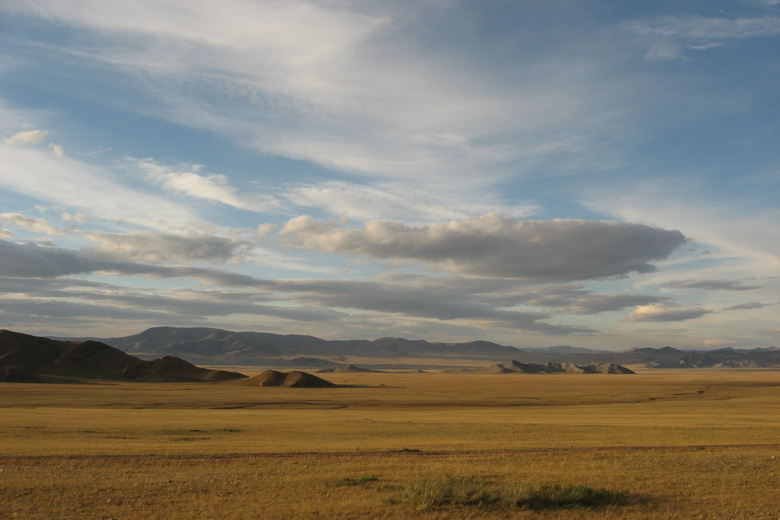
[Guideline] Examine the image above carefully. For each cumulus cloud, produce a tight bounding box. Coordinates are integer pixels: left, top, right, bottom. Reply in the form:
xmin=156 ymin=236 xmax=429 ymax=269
xmin=81 ymin=230 xmax=253 ymax=263
xmin=0 ymin=213 xmax=64 ymax=235
xmin=662 ymin=279 xmax=762 ymax=291
xmin=3 ymin=129 xmax=47 ymax=145
xmin=279 ymin=213 xmax=687 ymax=281
xmin=624 ymin=303 xmax=713 ymax=322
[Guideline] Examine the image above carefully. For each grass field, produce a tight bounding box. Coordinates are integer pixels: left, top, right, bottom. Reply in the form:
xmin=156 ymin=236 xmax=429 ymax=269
xmin=1 ymin=369 xmax=779 ymax=519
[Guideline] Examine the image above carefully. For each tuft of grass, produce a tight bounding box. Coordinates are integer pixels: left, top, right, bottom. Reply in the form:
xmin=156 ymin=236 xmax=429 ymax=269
xmin=400 ymin=475 xmax=630 ymax=510
xmin=331 ymin=475 xmax=380 ymax=487
xmin=401 ymin=475 xmax=497 ymax=508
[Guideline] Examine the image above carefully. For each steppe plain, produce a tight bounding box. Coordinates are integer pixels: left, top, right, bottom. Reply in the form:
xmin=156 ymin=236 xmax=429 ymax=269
xmin=1 ymin=367 xmax=779 ymax=519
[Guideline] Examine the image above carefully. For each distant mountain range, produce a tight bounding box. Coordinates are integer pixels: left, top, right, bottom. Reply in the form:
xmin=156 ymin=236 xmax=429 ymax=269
xmin=97 ymin=326 xmax=523 ymax=367
xmin=83 ymin=326 xmax=779 ymax=369
xmin=0 ymin=329 xmax=246 ymax=383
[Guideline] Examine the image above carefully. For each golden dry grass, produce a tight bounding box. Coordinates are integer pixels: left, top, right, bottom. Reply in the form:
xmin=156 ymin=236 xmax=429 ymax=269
xmin=1 ymin=369 xmax=779 ymax=519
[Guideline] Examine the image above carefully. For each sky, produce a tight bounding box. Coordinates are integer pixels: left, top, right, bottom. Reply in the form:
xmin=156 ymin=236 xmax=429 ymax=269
xmin=0 ymin=0 xmax=778 ymax=350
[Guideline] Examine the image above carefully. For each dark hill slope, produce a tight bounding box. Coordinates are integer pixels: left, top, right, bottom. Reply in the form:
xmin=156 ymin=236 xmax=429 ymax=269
xmin=0 ymin=330 xmax=246 ymax=383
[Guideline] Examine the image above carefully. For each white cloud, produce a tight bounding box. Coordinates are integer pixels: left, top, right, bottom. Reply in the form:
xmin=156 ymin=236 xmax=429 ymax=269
xmin=0 ymin=239 xmax=97 ymax=278
xmin=48 ymin=142 xmax=64 ymax=157
xmin=61 ymin=212 xmax=94 ymax=224
xmin=625 ymin=16 xmax=780 ymax=41
xmin=662 ymin=279 xmax=762 ymax=291
xmin=283 ymin=180 xmax=538 ymax=222
xmin=580 ymin=180 xmax=780 ymax=278
xmin=279 ymin=213 xmax=687 ymax=281
xmin=619 ymin=15 xmax=780 ymax=59
xmin=0 ymin=239 xmax=587 ymax=335
xmin=4 ymin=129 xmax=48 ymax=145
xmin=0 ymin=238 xmax=266 ymax=281
xmin=624 ymin=303 xmax=713 ymax=322
xmin=255 ymin=223 xmax=275 ymax=239
xmin=81 ymin=230 xmax=253 ymax=263
xmin=137 ymin=158 xmax=278 ymax=211
xmin=0 ymin=142 xmax=198 ymax=229
xmin=273 ymin=278 xmax=591 ymax=335
xmin=0 ymin=213 xmax=64 ymax=235
xmin=0 ymin=1 xmax=633 ymax=182
xmin=723 ymin=301 xmax=768 ymax=311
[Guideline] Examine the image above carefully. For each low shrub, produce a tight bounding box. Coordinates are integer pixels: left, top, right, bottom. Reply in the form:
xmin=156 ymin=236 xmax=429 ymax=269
xmin=507 ymin=482 xmax=629 ymax=509
xmin=400 ymin=475 xmax=630 ymax=510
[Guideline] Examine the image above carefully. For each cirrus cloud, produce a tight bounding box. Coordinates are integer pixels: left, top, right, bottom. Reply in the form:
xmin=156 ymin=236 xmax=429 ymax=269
xmin=619 ymin=15 xmax=780 ymax=60
xmin=137 ymin=158 xmax=279 ymax=212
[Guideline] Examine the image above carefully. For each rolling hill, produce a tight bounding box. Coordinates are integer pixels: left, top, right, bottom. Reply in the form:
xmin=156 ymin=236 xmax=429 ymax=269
xmin=243 ymin=370 xmax=336 ymax=388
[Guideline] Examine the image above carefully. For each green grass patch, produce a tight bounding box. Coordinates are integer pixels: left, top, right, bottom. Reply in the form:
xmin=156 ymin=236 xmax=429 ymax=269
xmin=400 ymin=475 xmax=631 ymax=510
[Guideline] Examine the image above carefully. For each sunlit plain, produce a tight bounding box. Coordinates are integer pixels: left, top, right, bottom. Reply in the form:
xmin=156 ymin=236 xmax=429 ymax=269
xmin=1 ymin=369 xmax=779 ymax=519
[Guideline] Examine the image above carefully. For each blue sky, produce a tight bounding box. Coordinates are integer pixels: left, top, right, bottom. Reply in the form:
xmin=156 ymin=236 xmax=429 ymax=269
xmin=0 ymin=0 xmax=777 ymax=350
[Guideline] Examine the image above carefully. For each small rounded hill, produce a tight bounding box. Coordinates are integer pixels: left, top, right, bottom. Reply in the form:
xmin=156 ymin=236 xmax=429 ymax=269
xmin=244 ymin=370 xmax=336 ymax=388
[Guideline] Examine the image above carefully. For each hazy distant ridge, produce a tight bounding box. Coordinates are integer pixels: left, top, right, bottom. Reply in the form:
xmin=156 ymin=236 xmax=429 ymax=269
xmin=101 ymin=326 xmax=523 ymax=363
xmin=94 ymin=327 xmax=779 ymax=368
